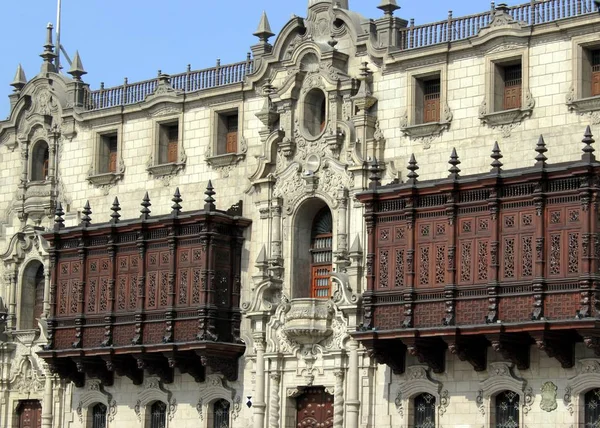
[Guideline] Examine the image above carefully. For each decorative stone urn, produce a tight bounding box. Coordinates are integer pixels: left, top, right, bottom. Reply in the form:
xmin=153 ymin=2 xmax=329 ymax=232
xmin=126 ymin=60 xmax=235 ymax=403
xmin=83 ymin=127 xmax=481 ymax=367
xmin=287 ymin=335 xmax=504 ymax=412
xmin=283 ymin=298 xmax=333 ymax=345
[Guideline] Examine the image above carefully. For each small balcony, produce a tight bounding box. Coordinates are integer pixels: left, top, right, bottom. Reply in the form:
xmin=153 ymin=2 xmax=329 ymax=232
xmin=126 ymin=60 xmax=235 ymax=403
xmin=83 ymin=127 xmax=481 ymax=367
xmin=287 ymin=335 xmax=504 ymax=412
xmin=283 ymin=298 xmax=333 ymax=345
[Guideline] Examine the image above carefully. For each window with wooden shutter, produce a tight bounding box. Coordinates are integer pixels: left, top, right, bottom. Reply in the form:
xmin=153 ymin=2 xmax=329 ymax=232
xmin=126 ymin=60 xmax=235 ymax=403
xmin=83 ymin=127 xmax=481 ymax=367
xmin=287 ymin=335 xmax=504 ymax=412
xmin=42 ymin=149 xmax=49 ymax=180
xmin=592 ymin=50 xmax=600 ymax=97
xmin=225 ymin=115 xmax=238 ymax=154
xmin=503 ymin=64 xmax=522 ymax=110
xmin=423 ymin=78 xmax=441 ymax=123
xmin=108 ymin=135 xmax=118 ymax=173
xmin=31 ymin=141 xmax=49 ymax=182
xmin=167 ymin=125 xmax=178 ymax=163
xmin=310 ymin=208 xmax=333 ymax=298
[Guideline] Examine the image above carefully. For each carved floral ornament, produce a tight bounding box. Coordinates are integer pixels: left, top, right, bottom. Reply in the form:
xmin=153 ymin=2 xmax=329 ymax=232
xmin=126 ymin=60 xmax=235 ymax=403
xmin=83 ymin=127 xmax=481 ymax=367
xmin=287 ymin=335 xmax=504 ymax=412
xmin=134 ymin=376 xmax=177 ymax=422
xmin=9 ymin=356 xmax=45 ymax=395
xmin=564 ymin=359 xmax=600 ymax=416
xmin=195 ymin=375 xmax=242 ymax=421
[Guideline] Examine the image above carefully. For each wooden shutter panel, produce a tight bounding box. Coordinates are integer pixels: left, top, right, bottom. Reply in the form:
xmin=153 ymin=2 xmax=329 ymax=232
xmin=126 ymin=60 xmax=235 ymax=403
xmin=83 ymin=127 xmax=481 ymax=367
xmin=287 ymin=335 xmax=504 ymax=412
xmin=503 ymin=65 xmax=522 ymax=110
xmin=423 ymin=79 xmax=441 ymax=123
xmin=108 ymin=136 xmax=118 ymax=173
xmin=167 ymin=142 xmax=178 ymax=163
xmin=592 ymin=51 xmax=600 ymax=96
xmin=226 ymin=131 xmax=237 ymax=154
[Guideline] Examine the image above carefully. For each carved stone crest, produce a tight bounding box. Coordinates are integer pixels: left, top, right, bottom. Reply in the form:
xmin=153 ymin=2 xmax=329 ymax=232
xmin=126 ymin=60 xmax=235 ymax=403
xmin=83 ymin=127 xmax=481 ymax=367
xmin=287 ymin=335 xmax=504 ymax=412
xmin=540 ymin=381 xmax=557 ymax=412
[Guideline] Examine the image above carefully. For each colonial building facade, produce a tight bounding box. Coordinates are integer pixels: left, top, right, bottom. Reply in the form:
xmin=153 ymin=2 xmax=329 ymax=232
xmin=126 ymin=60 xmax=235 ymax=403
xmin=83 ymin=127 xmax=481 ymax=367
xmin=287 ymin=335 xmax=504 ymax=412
xmin=1 ymin=0 xmax=600 ymax=427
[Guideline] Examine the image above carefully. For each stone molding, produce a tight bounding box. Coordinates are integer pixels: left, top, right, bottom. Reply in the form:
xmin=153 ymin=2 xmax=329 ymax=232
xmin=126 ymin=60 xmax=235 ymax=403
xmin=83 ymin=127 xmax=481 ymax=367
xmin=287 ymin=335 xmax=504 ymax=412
xmin=395 ymin=365 xmax=449 ymax=421
xmin=76 ymin=379 xmax=117 ymax=424
xmin=196 ymin=374 xmax=241 ymax=422
xmin=134 ymin=376 xmax=177 ymax=423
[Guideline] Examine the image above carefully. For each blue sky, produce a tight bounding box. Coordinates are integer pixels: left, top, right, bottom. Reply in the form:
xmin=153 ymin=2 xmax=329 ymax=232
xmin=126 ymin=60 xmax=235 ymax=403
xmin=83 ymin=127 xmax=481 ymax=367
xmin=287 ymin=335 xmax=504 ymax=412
xmin=0 ymin=0 xmax=521 ymax=119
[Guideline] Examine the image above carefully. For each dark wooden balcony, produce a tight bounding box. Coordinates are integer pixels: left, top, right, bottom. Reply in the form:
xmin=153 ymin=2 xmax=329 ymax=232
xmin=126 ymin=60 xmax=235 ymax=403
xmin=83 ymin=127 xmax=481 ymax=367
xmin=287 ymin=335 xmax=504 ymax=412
xmin=353 ymin=132 xmax=600 ymax=375
xmin=38 ymin=184 xmax=250 ymax=386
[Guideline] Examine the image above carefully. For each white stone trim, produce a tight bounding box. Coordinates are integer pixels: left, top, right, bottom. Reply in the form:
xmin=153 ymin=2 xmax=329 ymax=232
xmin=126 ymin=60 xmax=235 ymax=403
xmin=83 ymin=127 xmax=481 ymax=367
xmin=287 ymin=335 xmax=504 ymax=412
xmin=76 ymin=379 xmax=117 ymax=427
xmin=396 ymin=365 xmax=448 ymax=428
xmin=146 ymin=114 xmax=186 ymax=179
xmin=134 ymin=376 xmax=176 ymax=427
xmin=564 ymin=358 xmax=600 ymax=426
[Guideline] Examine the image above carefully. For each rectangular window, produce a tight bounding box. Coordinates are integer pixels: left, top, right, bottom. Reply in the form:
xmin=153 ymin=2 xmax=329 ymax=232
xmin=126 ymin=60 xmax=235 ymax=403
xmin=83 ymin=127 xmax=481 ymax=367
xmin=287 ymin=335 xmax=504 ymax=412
xmin=310 ymin=234 xmax=332 ymax=298
xmin=158 ymin=123 xmax=178 ymax=164
xmin=503 ymin=64 xmax=522 ymax=110
xmin=423 ymin=78 xmax=441 ymax=123
xmin=592 ymin=49 xmax=600 ymax=96
xmin=217 ymin=111 xmax=239 ymax=155
xmin=99 ymin=133 xmax=118 ymax=174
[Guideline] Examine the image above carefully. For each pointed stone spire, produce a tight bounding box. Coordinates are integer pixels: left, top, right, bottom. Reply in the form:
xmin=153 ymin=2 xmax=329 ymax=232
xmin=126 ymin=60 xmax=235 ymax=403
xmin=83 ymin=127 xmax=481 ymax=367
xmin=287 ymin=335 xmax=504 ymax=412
xmin=448 ymin=148 xmax=461 ymax=180
xmin=582 ymin=125 xmax=596 ymax=163
xmin=80 ymin=201 xmax=92 ymax=227
xmin=490 ymin=141 xmax=503 ymax=174
xmin=253 ymin=11 xmax=275 ymax=43
xmin=377 ymin=0 xmax=401 ymax=16
xmin=67 ymin=51 xmax=87 ymax=81
xmin=204 ymin=181 xmax=216 ymax=212
xmin=256 ymin=245 xmax=268 ymax=266
xmin=110 ymin=197 xmax=121 ymax=224
xmin=171 ymin=188 xmax=182 ymax=217
xmin=40 ymin=23 xmax=57 ymax=73
xmin=254 ymin=245 xmax=269 ymax=279
xmin=535 ymin=135 xmax=548 ymax=168
xmin=10 ymin=64 xmax=27 ymax=92
xmin=54 ymin=202 xmax=65 ymax=231
xmin=349 ymin=235 xmax=363 ymax=254
xmin=140 ymin=192 xmax=151 ymax=220
xmin=406 ymin=154 xmax=419 ymax=185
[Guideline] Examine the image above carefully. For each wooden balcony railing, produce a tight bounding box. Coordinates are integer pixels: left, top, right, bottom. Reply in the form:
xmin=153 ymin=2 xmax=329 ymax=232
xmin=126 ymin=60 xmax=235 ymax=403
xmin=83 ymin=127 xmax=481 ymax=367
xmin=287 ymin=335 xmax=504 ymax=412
xmin=354 ymin=130 xmax=600 ymax=375
xmin=39 ymin=185 xmax=250 ymax=386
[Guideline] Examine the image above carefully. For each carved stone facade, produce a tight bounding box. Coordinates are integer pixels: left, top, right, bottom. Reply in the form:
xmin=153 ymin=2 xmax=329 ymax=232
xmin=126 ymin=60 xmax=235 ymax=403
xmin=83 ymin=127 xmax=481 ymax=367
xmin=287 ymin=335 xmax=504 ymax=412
xmin=1 ymin=1 xmax=600 ymax=428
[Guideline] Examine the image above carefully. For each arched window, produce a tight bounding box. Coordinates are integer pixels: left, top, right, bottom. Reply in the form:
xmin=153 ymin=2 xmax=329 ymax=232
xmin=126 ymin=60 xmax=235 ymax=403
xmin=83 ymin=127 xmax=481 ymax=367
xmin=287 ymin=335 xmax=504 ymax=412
xmin=310 ymin=207 xmax=333 ymax=298
xmin=31 ymin=141 xmax=49 ymax=182
xmin=585 ymin=388 xmax=600 ymax=427
xmin=213 ymin=399 xmax=230 ymax=428
xmin=413 ymin=393 xmax=436 ymax=428
xmin=20 ymin=261 xmax=45 ymax=330
xmin=495 ymin=390 xmax=519 ymax=428
xmin=303 ymin=89 xmax=327 ymax=137
xmin=150 ymin=401 xmax=166 ymax=428
xmin=92 ymin=403 xmax=107 ymax=428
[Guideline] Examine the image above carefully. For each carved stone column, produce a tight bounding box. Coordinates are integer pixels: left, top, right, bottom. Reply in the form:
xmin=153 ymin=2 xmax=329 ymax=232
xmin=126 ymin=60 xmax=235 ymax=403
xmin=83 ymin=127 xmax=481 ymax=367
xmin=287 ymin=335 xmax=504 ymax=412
xmin=269 ymin=373 xmax=281 ymax=428
xmin=333 ymin=369 xmax=345 ymax=428
xmin=269 ymin=199 xmax=283 ymax=278
xmin=48 ymin=129 xmax=59 ymax=180
xmin=346 ymin=340 xmax=360 ymax=428
xmin=19 ymin=140 xmax=29 ymax=185
xmin=41 ymin=371 xmax=53 ymax=428
xmin=6 ymin=271 xmax=16 ymax=330
xmin=42 ymin=267 xmax=51 ymax=319
xmin=335 ymin=189 xmax=349 ymax=271
xmin=253 ymin=334 xmax=266 ymax=428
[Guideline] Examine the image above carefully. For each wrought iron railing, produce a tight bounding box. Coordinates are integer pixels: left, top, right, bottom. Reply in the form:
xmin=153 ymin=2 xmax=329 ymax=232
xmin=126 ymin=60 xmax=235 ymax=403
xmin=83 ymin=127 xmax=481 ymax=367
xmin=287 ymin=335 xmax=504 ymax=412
xmin=399 ymin=0 xmax=595 ymax=50
xmin=85 ymin=55 xmax=254 ymax=111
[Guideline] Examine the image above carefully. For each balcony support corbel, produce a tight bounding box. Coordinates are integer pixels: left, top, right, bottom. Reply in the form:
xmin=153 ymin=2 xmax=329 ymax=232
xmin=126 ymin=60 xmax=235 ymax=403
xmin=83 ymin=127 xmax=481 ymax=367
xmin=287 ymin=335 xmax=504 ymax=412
xmin=404 ymin=337 xmax=446 ymax=374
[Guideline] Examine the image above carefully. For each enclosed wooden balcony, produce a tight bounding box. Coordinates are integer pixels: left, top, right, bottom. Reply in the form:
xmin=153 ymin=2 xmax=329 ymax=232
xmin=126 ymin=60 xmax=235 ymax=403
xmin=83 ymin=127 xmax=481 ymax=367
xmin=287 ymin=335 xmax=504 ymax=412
xmin=353 ymin=131 xmax=600 ymax=374
xmin=38 ymin=183 xmax=250 ymax=386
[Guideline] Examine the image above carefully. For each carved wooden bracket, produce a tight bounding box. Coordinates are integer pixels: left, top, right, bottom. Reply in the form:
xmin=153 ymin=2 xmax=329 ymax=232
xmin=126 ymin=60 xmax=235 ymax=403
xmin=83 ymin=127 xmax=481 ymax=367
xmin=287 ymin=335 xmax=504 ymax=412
xmin=488 ymin=333 xmax=531 ymax=370
xmin=532 ymin=331 xmax=575 ymax=369
xmin=47 ymin=358 xmax=84 ymax=387
xmin=404 ymin=337 xmax=446 ymax=374
xmin=165 ymin=352 xmax=206 ymax=383
xmin=74 ymin=357 xmax=114 ymax=387
xmin=134 ymin=354 xmax=174 ymax=384
xmin=198 ymin=354 xmax=239 ymax=382
xmin=366 ymin=339 xmax=406 ymax=374
xmin=102 ymin=355 xmax=143 ymax=385
xmin=444 ymin=334 xmax=488 ymax=372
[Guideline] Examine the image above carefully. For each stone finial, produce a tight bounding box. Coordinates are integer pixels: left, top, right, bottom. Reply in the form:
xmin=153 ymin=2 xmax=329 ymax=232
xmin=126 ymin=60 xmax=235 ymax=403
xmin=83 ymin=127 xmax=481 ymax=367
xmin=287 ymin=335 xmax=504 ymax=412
xmin=253 ymin=11 xmax=275 ymax=43
xmin=204 ymin=180 xmax=216 ymax=212
xmin=256 ymin=245 xmax=268 ymax=266
xmin=582 ymin=125 xmax=596 ymax=163
xmin=67 ymin=50 xmax=87 ymax=81
xmin=110 ymin=197 xmax=121 ymax=224
xmin=80 ymin=201 xmax=92 ymax=227
xmin=406 ymin=154 xmax=419 ymax=185
xmin=535 ymin=135 xmax=548 ymax=168
xmin=448 ymin=148 xmax=461 ymax=179
xmin=368 ymin=159 xmax=382 ymax=188
xmin=377 ymin=0 xmax=401 ymax=16
xmin=10 ymin=64 xmax=27 ymax=92
xmin=140 ymin=192 xmax=151 ymax=220
xmin=40 ymin=23 xmax=57 ymax=72
xmin=490 ymin=141 xmax=503 ymax=174
xmin=171 ymin=188 xmax=183 ymax=217
xmin=349 ymin=235 xmax=363 ymax=254
xmin=54 ymin=202 xmax=65 ymax=231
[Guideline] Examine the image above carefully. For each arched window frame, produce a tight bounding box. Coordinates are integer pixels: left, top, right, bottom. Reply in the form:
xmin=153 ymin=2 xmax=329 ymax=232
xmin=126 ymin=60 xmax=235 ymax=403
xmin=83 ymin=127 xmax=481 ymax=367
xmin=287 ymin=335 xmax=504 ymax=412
xmin=76 ymin=380 xmax=116 ymax=428
xmin=29 ymin=140 xmax=49 ymax=182
xmin=196 ymin=374 xmax=240 ymax=428
xmin=395 ymin=365 xmax=448 ymax=428
xmin=476 ymin=362 xmax=533 ymax=428
xmin=134 ymin=377 xmax=176 ymax=428
xmin=17 ymin=259 xmax=47 ymax=331
xmin=564 ymin=359 xmax=600 ymax=427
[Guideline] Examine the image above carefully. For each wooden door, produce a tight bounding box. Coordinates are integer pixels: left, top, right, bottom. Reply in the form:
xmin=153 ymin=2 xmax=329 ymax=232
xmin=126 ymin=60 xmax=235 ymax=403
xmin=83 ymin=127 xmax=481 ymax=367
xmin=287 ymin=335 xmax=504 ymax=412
xmin=18 ymin=401 xmax=42 ymax=428
xmin=226 ymin=131 xmax=237 ymax=154
xmin=296 ymin=387 xmax=333 ymax=428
